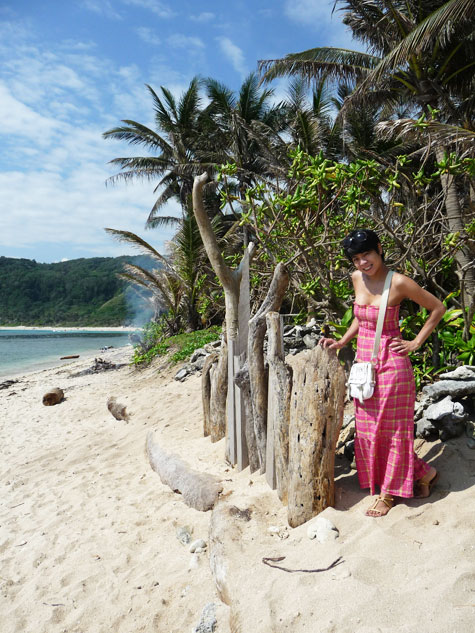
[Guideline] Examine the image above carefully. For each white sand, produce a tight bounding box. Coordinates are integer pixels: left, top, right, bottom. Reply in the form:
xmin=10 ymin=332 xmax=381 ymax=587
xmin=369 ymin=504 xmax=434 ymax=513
xmin=1 ymin=350 xmax=474 ymax=633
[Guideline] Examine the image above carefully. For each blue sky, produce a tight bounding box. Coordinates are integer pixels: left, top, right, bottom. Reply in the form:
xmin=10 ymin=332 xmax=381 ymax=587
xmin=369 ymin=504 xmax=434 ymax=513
xmin=0 ymin=0 xmax=359 ymax=263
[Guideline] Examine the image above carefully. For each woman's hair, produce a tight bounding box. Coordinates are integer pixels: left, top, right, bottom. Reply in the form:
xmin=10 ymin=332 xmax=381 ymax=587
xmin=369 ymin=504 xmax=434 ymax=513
xmin=342 ymin=229 xmax=383 ymax=261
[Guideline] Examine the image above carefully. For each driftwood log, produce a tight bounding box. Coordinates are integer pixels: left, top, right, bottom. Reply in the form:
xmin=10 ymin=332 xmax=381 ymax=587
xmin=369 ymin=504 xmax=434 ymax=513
xmin=287 ymin=346 xmax=346 ymax=527
xmin=266 ymin=311 xmax=292 ymax=502
xmin=107 ymin=396 xmax=129 ymax=421
xmin=248 ymin=262 xmax=289 ymax=473
xmin=42 ymin=388 xmax=64 ymax=406
xmin=147 ymin=432 xmax=223 ymax=511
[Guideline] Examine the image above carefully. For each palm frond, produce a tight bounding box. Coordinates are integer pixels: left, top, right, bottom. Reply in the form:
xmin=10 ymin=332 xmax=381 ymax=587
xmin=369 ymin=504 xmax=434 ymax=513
xmin=146 ymin=215 xmax=182 ymax=229
xmin=103 ymin=121 xmax=172 ymax=154
xmin=376 ymin=117 xmax=475 ymax=155
xmin=104 ymin=228 xmax=171 ymax=266
xmin=259 ymin=47 xmax=380 ymax=84
xmin=366 ymin=0 xmax=475 ymax=87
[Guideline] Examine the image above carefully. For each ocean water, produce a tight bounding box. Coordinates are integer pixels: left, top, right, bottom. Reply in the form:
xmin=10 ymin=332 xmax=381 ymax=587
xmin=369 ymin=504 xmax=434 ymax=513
xmin=0 ymin=330 xmax=134 ymax=378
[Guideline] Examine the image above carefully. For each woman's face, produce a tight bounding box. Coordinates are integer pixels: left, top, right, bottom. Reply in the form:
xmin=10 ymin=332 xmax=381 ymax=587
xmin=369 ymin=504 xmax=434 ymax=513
xmin=351 ymin=245 xmax=383 ymax=276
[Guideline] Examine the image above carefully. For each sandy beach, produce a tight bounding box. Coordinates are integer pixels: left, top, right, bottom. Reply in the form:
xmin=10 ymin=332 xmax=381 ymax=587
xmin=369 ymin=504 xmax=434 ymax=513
xmin=1 ymin=349 xmax=474 ymax=633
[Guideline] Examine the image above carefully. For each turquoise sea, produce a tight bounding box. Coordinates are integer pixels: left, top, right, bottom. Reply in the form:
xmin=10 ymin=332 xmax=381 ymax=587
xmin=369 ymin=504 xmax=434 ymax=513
xmin=0 ymin=329 xmax=134 ymax=378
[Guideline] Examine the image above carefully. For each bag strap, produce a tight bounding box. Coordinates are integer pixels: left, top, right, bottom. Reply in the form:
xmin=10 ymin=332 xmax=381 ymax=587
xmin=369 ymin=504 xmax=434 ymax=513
xmin=371 ymin=270 xmax=394 ymax=362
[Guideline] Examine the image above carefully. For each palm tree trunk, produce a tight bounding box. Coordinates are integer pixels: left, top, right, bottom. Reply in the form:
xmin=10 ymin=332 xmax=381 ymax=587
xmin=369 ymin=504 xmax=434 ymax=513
xmin=436 ymin=147 xmax=475 ymax=338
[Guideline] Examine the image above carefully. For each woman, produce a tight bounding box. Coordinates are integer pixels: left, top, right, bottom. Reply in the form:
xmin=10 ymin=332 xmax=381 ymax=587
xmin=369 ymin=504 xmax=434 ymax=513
xmin=320 ymin=229 xmax=445 ymax=517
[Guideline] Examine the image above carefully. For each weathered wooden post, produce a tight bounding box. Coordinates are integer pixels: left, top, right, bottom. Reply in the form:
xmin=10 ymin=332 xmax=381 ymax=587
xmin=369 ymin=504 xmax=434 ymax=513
xmin=266 ymin=311 xmax=292 ymax=501
xmin=247 ymin=263 xmax=289 ymax=474
xmin=287 ymin=345 xmax=346 ymax=527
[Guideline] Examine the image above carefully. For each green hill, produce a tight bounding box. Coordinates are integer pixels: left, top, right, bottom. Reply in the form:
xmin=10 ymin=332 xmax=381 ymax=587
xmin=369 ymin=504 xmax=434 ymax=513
xmin=0 ymin=255 xmax=154 ymax=326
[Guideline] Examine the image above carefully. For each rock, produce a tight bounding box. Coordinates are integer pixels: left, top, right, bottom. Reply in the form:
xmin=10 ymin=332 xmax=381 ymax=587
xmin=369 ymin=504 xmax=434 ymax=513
xmin=174 ymin=368 xmax=189 ymax=381
xmin=337 ymin=418 xmax=355 ymax=449
xmin=192 ymin=603 xmax=217 ymax=633
xmin=147 ymin=433 xmax=223 ymax=511
xmin=415 ymin=417 xmax=438 ymax=439
xmin=422 ymin=380 xmax=475 ymax=400
xmin=42 ymin=387 xmax=64 ymax=406
xmin=425 ymin=396 xmax=466 ymax=422
xmin=438 ymin=416 xmax=466 ymax=441
xmin=190 ymin=348 xmax=208 ymax=363
xmin=267 ymin=525 xmax=289 ymax=539
xmin=307 ymin=516 xmax=339 ymax=542
xmin=414 ymin=400 xmax=425 ymax=421
xmin=439 ymin=366 xmax=475 ymax=381
xmin=176 ymin=526 xmax=193 ymax=545
xmin=191 ymin=355 xmax=206 ymax=370
xmin=302 ymin=333 xmax=318 ymax=349
xmin=204 ymin=340 xmax=221 ymax=352
xmin=342 ymin=413 xmax=355 ymax=429
xmin=189 ymin=538 xmax=207 ymax=553
xmin=344 ymin=439 xmax=355 ymax=462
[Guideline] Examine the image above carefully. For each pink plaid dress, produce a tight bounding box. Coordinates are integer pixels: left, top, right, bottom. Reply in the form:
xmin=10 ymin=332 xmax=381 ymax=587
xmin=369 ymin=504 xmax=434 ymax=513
xmin=353 ymin=303 xmax=431 ymax=498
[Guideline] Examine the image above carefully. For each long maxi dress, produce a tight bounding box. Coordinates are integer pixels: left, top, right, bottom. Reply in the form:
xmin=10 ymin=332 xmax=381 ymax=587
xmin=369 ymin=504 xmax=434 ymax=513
xmin=353 ymin=302 xmax=431 ymax=498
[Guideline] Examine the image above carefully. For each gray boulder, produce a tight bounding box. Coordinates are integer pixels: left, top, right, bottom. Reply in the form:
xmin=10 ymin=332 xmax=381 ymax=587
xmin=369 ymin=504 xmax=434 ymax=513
xmin=425 ymin=396 xmax=466 ymax=422
xmin=439 ymin=366 xmax=475 ymax=381
xmin=190 ymin=347 xmax=208 ymax=363
xmin=422 ymin=380 xmax=475 ymax=400
xmin=415 ymin=417 xmax=438 ymax=439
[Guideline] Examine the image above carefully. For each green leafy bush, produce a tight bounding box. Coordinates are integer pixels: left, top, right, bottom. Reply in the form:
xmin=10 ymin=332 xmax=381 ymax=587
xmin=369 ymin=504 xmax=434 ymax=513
xmin=132 ymin=324 xmax=221 ymax=366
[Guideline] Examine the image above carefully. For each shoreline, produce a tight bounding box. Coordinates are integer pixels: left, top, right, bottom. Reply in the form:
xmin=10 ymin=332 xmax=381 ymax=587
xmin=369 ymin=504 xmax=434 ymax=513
xmin=0 ymin=344 xmax=134 ymax=382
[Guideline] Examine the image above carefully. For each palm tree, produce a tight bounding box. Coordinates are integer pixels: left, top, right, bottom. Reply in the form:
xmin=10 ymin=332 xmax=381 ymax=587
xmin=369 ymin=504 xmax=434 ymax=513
xmin=105 ymin=218 xmax=219 ymax=333
xmin=259 ymin=0 xmax=475 ymax=312
xmin=203 ymin=73 xmax=287 ymax=194
xmin=103 ymin=78 xmax=207 ymax=228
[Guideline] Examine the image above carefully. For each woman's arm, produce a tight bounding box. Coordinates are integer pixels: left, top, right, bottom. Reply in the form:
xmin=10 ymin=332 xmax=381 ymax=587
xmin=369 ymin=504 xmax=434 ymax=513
xmin=389 ymin=275 xmax=446 ymax=356
xmin=319 ymin=317 xmax=359 ymax=350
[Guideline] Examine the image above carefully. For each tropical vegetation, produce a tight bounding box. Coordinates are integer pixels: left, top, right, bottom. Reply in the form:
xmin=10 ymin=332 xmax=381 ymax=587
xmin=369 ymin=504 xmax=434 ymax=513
xmin=0 ymin=255 xmax=152 ymax=326
xmin=104 ymin=0 xmax=474 ymax=380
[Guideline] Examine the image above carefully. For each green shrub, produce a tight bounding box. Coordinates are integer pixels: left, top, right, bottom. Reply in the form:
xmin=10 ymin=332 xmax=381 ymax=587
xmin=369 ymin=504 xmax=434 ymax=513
xmin=132 ymin=324 xmax=221 ymax=366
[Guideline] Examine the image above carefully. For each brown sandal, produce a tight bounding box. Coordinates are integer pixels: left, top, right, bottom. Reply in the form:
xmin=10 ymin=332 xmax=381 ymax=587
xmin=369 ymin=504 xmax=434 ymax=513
xmin=365 ymin=495 xmax=394 ymax=517
xmin=414 ymin=471 xmax=439 ymax=499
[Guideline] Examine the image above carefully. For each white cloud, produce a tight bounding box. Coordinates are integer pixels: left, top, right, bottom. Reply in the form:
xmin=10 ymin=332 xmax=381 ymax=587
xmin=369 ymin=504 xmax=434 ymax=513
xmin=217 ymin=37 xmax=247 ymax=78
xmin=135 ymin=26 xmax=161 ymax=45
xmin=284 ymin=0 xmax=363 ymax=49
xmin=167 ymin=34 xmax=205 ymax=49
xmin=0 ymin=82 xmax=60 ymax=144
xmin=81 ymin=0 xmax=123 ymax=20
xmin=121 ymin=0 xmax=176 ymax=19
xmin=190 ymin=12 xmax=215 ymax=23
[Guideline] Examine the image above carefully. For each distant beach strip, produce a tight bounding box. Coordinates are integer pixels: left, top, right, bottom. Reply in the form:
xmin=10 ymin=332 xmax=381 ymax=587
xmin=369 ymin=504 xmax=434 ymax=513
xmin=0 ymin=328 xmax=138 ymax=378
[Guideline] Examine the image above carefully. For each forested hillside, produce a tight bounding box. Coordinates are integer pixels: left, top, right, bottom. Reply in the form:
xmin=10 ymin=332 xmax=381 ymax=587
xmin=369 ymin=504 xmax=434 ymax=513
xmin=0 ymin=255 xmax=153 ymax=326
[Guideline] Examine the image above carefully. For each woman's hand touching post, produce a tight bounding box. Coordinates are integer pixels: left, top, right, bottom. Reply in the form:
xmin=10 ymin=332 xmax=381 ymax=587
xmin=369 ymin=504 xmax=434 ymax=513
xmin=318 ymin=317 xmax=360 ymax=351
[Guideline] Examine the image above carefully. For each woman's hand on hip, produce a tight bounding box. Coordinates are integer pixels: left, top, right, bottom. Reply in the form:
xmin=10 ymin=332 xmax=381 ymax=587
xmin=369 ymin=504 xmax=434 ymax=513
xmin=389 ymin=337 xmax=418 ymax=355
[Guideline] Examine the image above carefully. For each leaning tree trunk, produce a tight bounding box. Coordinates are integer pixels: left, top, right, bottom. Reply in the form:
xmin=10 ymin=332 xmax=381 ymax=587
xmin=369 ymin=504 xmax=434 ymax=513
xmin=287 ymin=346 xmax=346 ymax=528
xmin=193 ymin=173 xmax=254 ymax=467
xmin=436 ymin=147 xmax=475 ymax=337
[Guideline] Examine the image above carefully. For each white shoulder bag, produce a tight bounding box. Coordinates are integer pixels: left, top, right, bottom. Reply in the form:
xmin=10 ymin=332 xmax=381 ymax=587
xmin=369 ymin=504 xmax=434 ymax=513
xmin=348 ymin=270 xmax=394 ymax=403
